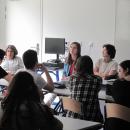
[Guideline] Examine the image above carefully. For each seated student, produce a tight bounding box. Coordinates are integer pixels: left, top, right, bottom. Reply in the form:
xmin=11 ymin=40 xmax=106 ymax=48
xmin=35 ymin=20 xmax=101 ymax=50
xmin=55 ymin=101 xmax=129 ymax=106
xmin=66 ymin=55 xmax=103 ymax=123
xmin=62 ymin=42 xmax=81 ymax=80
xmin=0 ymin=49 xmax=5 ymax=65
xmin=20 ymin=49 xmax=54 ymax=92
xmin=0 ymin=71 xmax=63 ymax=130
xmin=105 ymin=60 xmax=130 ymax=130
xmin=112 ymin=60 xmax=130 ymax=107
xmin=1 ymin=45 xmax=24 ymax=74
xmin=0 ymin=49 xmax=12 ymax=82
xmin=94 ymin=44 xmax=118 ymax=79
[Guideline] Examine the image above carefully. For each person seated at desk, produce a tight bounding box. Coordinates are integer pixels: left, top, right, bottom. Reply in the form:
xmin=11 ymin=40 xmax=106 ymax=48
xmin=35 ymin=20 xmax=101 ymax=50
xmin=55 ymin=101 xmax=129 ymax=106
xmin=1 ymin=45 xmax=24 ymax=75
xmin=94 ymin=44 xmax=118 ymax=79
xmin=18 ymin=49 xmax=54 ymax=92
xmin=0 ymin=49 xmax=12 ymax=82
xmin=66 ymin=55 xmax=103 ymax=123
xmin=0 ymin=71 xmax=63 ymax=130
xmin=105 ymin=60 xmax=130 ymax=129
xmin=112 ymin=60 xmax=130 ymax=106
xmin=62 ymin=42 xmax=81 ymax=80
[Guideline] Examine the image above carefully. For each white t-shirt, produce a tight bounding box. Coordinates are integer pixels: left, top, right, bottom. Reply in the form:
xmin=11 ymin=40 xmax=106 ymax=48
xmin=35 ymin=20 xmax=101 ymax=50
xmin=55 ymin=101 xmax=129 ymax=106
xmin=1 ymin=56 xmax=24 ymax=74
xmin=95 ymin=58 xmax=118 ymax=74
xmin=16 ymin=69 xmax=47 ymax=90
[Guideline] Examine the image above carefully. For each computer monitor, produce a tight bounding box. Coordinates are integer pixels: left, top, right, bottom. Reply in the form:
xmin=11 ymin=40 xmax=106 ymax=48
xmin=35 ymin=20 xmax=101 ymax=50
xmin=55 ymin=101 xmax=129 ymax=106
xmin=45 ymin=38 xmax=65 ymax=63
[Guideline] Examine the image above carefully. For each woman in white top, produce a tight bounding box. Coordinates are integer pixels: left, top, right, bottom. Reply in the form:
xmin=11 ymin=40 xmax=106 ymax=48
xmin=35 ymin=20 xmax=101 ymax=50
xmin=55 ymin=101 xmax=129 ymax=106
xmin=94 ymin=44 xmax=118 ymax=79
xmin=1 ymin=45 xmax=24 ymax=74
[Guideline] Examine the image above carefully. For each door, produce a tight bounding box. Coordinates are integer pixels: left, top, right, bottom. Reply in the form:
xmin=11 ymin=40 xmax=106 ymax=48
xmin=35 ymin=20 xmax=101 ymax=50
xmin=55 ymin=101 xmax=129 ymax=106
xmin=5 ymin=0 xmax=43 ymax=62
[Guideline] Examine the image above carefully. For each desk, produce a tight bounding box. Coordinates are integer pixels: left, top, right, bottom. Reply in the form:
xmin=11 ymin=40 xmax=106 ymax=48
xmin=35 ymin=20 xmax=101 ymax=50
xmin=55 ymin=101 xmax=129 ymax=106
xmin=54 ymin=88 xmax=71 ymax=96
xmin=0 ymin=79 xmax=9 ymax=86
xmin=48 ymin=69 xmax=60 ymax=81
xmin=39 ymin=67 xmax=62 ymax=81
xmin=54 ymin=87 xmax=114 ymax=102
xmin=102 ymin=79 xmax=116 ymax=99
xmin=56 ymin=116 xmax=102 ymax=130
xmin=44 ymin=62 xmax=64 ymax=81
xmin=0 ymin=79 xmax=8 ymax=100
xmin=98 ymin=89 xmax=114 ymax=102
xmin=102 ymin=79 xmax=116 ymax=85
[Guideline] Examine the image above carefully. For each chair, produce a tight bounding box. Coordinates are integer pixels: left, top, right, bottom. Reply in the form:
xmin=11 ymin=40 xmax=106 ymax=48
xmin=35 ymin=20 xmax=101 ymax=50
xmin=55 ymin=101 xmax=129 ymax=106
xmin=53 ymin=97 xmax=81 ymax=115
xmin=62 ymin=97 xmax=81 ymax=113
xmin=105 ymin=103 xmax=130 ymax=130
xmin=54 ymin=97 xmax=103 ymax=129
xmin=61 ymin=97 xmax=103 ymax=129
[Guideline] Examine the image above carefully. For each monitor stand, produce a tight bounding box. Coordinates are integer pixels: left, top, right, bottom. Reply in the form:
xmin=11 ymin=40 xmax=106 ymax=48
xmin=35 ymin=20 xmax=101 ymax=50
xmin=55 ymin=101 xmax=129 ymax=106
xmin=48 ymin=54 xmax=62 ymax=64
xmin=55 ymin=54 xmax=62 ymax=63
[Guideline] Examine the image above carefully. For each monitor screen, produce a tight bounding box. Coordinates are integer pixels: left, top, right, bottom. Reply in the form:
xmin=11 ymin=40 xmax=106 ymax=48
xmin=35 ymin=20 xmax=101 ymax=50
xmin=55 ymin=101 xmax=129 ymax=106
xmin=45 ymin=38 xmax=65 ymax=54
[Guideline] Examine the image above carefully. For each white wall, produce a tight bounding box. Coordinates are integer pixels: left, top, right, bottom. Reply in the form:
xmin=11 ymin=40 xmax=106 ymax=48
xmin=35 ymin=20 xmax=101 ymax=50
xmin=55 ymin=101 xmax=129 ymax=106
xmin=5 ymin=0 xmax=42 ymax=61
xmin=1 ymin=0 xmax=116 ymax=63
xmin=43 ymin=0 xmax=116 ymax=63
xmin=115 ymin=0 xmax=130 ymax=63
xmin=0 ymin=0 xmax=6 ymax=49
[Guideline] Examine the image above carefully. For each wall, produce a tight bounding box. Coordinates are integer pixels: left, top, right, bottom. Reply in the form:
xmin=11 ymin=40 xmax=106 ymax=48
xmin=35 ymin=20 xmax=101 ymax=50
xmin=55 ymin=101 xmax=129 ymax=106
xmin=43 ymin=0 xmax=116 ymax=63
xmin=0 ymin=0 xmax=6 ymax=49
xmin=5 ymin=0 xmax=42 ymax=61
xmin=1 ymin=0 xmax=116 ymax=63
xmin=115 ymin=0 xmax=130 ymax=63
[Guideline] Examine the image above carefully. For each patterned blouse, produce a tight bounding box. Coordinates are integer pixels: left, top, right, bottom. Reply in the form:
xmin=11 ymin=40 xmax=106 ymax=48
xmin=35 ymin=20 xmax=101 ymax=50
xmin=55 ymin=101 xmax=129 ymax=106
xmin=66 ymin=73 xmax=103 ymax=123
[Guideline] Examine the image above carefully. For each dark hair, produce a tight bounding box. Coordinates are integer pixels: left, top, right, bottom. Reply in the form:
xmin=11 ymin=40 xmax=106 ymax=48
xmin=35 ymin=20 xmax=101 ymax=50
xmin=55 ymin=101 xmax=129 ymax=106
xmin=6 ymin=45 xmax=18 ymax=58
xmin=76 ymin=55 xmax=93 ymax=75
xmin=103 ymin=44 xmax=116 ymax=59
xmin=0 ymin=71 xmax=41 ymax=128
xmin=67 ymin=42 xmax=81 ymax=64
xmin=0 ymin=49 xmax=5 ymax=61
xmin=120 ymin=60 xmax=130 ymax=75
xmin=23 ymin=49 xmax=38 ymax=69
xmin=3 ymin=71 xmax=40 ymax=104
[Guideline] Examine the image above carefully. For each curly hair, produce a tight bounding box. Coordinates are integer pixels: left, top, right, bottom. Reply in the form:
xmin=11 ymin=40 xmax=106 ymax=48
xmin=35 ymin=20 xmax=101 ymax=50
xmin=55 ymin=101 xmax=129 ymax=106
xmin=6 ymin=45 xmax=18 ymax=58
